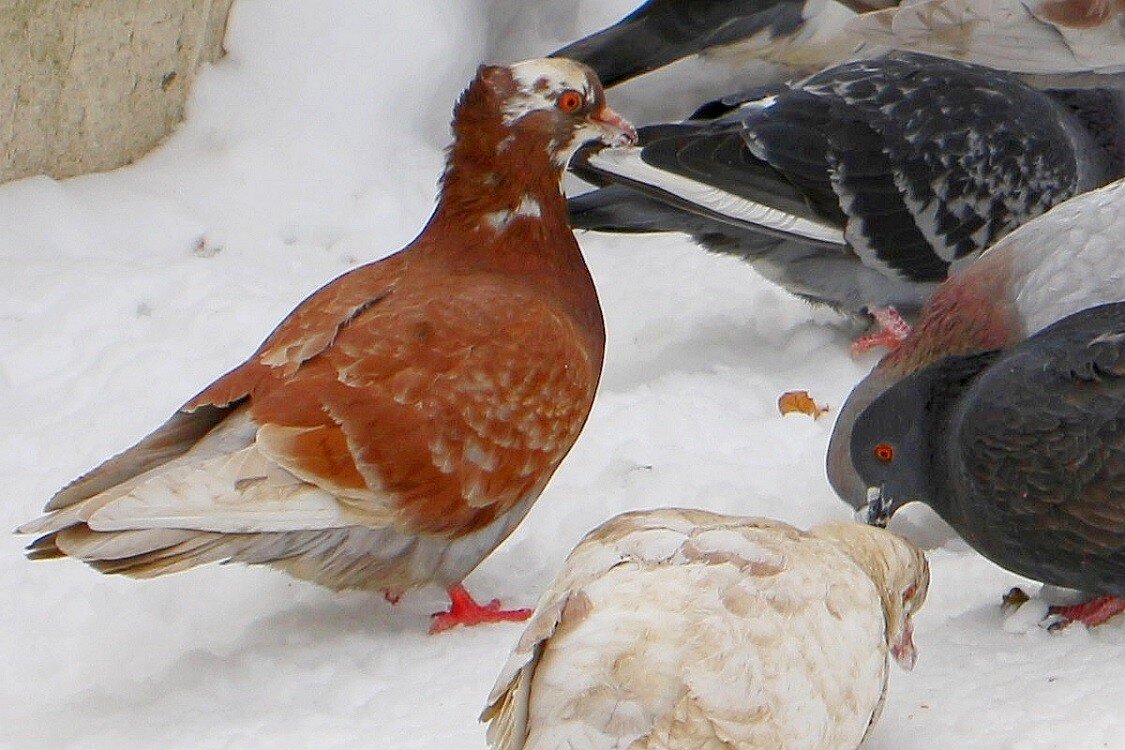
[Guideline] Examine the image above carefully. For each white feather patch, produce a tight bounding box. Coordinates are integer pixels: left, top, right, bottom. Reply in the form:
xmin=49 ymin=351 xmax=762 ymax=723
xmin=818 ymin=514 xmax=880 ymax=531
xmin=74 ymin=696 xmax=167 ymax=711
xmin=587 ymin=147 xmax=845 ymax=244
xmin=846 ymin=0 xmax=1125 ymax=74
xmin=1005 ymin=178 xmax=1125 ymax=334
xmin=85 ymin=445 xmax=362 ymax=533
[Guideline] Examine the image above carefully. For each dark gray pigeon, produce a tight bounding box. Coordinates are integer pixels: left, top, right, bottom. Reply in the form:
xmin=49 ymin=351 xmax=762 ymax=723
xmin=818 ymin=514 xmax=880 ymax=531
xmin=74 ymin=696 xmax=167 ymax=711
xmin=568 ymin=53 xmax=1122 ymax=346
xmin=851 ymin=301 xmax=1125 ymax=628
xmin=550 ymin=0 xmax=869 ymax=88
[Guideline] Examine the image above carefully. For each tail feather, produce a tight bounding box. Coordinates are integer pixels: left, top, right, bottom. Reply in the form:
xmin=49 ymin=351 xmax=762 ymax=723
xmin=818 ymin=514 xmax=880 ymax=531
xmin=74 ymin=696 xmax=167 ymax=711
xmin=82 ymin=534 xmax=237 ymax=579
xmin=571 ymin=126 xmax=845 ymax=246
xmin=569 ymin=185 xmax=720 ymax=234
xmin=25 ymin=534 xmax=64 ymax=560
xmin=49 ymin=525 xmax=298 ymax=580
xmin=53 ymin=526 xmax=196 ymax=561
xmin=18 ymin=402 xmax=406 ymax=590
xmin=48 ymin=404 xmax=233 ymax=511
xmin=568 ymin=184 xmax=814 ymax=263
xmin=22 ymin=525 xmax=232 ymax=578
xmin=32 ymin=523 xmax=429 ymax=594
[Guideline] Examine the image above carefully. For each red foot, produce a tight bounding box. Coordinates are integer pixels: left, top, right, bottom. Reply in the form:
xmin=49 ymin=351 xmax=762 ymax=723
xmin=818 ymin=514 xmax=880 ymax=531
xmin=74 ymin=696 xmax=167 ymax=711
xmin=383 ymin=590 xmax=402 ymax=606
xmin=851 ymin=307 xmax=913 ymax=355
xmin=429 ymin=584 xmax=532 ymax=634
xmin=1047 ymin=595 xmax=1125 ymax=630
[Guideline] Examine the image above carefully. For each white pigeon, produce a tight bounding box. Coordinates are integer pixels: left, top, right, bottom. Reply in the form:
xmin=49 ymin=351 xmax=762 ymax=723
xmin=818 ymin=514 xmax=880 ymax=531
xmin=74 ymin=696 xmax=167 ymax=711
xmin=482 ymin=509 xmax=929 ymax=750
xmin=846 ymin=0 xmax=1125 ymax=75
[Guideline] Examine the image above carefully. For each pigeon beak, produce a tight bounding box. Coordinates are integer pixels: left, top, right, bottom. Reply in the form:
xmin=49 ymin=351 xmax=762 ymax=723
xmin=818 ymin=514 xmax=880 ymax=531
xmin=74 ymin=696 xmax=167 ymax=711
xmin=863 ymin=485 xmax=891 ymax=528
xmin=892 ymin=616 xmax=917 ymax=671
xmin=852 ymin=503 xmax=869 ymax=524
xmin=591 ymin=105 xmax=637 ymax=147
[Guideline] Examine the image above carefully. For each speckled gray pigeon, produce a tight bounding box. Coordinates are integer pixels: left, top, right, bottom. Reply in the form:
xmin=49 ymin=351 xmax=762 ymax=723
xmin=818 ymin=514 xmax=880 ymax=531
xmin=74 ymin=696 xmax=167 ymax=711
xmin=850 ymin=301 xmax=1125 ymax=628
xmin=568 ymin=53 xmax=1122 ymax=346
xmin=827 ymin=176 xmax=1125 ymax=508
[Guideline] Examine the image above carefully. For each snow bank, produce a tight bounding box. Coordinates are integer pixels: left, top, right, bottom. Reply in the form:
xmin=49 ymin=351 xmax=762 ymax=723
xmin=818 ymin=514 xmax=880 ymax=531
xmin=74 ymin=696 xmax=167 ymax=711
xmin=1 ymin=1 xmax=1121 ymax=748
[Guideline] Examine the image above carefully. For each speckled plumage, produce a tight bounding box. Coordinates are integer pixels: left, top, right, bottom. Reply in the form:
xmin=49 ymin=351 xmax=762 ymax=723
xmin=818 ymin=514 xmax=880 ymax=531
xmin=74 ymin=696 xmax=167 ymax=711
xmin=829 ymin=177 xmax=1125 ymax=508
xmin=17 ymin=59 xmax=636 ymax=623
xmin=570 ymin=53 xmax=1120 ymax=318
xmin=482 ymin=509 xmax=928 ymax=750
xmin=851 ymin=303 xmax=1125 ymax=600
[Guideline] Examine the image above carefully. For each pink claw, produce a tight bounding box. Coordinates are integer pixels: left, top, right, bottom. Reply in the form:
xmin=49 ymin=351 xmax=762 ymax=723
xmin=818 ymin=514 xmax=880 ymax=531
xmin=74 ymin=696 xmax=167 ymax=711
xmin=851 ymin=306 xmax=913 ymax=355
xmin=429 ymin=583 xmax=532 ymax=634
xmin=1047 ymin=595 xmax=1125 ymax=630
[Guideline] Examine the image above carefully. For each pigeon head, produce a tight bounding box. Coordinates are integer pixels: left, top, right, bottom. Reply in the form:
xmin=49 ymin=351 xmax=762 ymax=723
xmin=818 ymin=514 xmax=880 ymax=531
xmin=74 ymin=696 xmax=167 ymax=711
xmin=848 ymin=371 xmax=938 ymax=527
xmin=508 ymin=58 xmax=638 ymax=163
xmin=812 ymin=522 xmax=930 ymax=671
xmin=437 ymin=58 xmax=636 ymax=254
xmin=468 ymin=58 xmax=637 ymax=169
xmin=827 ymin=368 xmax=898 ymax=510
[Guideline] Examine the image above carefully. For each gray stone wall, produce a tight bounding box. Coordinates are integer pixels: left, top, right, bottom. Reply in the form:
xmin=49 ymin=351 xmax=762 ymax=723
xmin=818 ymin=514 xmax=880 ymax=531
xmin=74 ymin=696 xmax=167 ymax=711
xmin=1 ymin=0 xmax=235 ymax=183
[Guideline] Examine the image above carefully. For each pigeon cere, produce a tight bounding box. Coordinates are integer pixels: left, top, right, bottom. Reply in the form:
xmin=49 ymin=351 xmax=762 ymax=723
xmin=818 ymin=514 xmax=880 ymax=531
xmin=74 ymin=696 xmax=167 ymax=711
xmin=2 ymin=1 xmax=1122 ymax=748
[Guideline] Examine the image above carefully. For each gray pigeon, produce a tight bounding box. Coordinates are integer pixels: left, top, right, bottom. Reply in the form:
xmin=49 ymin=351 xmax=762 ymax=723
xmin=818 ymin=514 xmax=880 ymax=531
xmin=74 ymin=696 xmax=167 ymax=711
xmin=851 ymin=301 xmax=1125 ymax=628
xmin=568 ymin=53 xmax=1122 ymax=345
xmin=827 ymin=176 xmax=1125 ymax=509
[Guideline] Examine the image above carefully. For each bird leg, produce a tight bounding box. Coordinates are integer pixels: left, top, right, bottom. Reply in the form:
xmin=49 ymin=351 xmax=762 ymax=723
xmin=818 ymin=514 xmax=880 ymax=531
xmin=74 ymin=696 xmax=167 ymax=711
xmin=429 ymin=583 xmax=533 ymax=634
xmin=851 ymin=307 xmax=913 ymax=355
xmin=1046 ymin=595 xmax=1125 ymax=630
xmin=383 ymin=590 xmax=403 ymax=606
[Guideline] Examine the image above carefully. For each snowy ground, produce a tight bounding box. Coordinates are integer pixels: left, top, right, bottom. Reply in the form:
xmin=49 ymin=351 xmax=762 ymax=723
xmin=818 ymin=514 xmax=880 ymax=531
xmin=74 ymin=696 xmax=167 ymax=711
xmin=1 ymin=2 xmax=1122 ymax=748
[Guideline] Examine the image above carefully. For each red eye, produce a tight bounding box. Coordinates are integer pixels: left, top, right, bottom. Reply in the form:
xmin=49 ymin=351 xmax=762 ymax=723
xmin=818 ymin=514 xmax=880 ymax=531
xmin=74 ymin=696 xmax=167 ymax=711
xmin=903 ymin=584 xmax=917 ymax=601
xmin=874 ymin=443 xmax=895 ymax=463
xmin=556 ymin=90 xmax=583 ymax=112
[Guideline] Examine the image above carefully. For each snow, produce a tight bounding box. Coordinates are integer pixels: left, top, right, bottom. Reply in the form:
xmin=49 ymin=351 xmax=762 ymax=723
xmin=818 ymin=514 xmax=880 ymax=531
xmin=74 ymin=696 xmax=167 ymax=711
xmin=0 ymin=1 xmax=1122 ymax=748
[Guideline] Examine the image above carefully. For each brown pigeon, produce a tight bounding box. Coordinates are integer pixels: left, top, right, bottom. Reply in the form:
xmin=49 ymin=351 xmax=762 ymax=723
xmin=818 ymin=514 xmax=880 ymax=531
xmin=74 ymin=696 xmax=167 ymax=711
xmin=18 ymin=58 xmax=637 ymax=634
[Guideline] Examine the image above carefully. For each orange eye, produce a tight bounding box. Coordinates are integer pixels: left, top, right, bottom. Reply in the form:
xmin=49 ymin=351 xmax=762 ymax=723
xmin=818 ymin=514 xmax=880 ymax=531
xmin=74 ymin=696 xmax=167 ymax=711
xmin=903 ymin=584 xmax=917 ymax=601
xmin=556 ymin=90 xmax=583 ymax=112
xmin=874 ymin=443 xmax=895 ymax=463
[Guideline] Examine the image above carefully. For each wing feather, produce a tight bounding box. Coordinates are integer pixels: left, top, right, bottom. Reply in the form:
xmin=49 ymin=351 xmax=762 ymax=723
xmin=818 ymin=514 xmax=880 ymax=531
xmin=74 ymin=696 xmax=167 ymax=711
xmin=953 ymin=304 xmax=1125 ymax=587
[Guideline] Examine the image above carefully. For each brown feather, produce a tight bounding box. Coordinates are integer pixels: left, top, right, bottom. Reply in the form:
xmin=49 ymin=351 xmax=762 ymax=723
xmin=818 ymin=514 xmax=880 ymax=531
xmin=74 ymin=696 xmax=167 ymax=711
xmin=256 ymin=424 xmax=369 ymax=495
xmin=1035 ymin=0 xmax=1121 ymax=27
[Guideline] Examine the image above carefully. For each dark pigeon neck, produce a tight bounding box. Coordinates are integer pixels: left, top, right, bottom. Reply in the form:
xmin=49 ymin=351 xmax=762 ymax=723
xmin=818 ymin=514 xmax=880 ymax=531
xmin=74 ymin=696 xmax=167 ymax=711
xmin=915 ymin=351 xmax=1005 ymax=526
xmin=1046 ymin=86 xmax=1125 ymax=179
